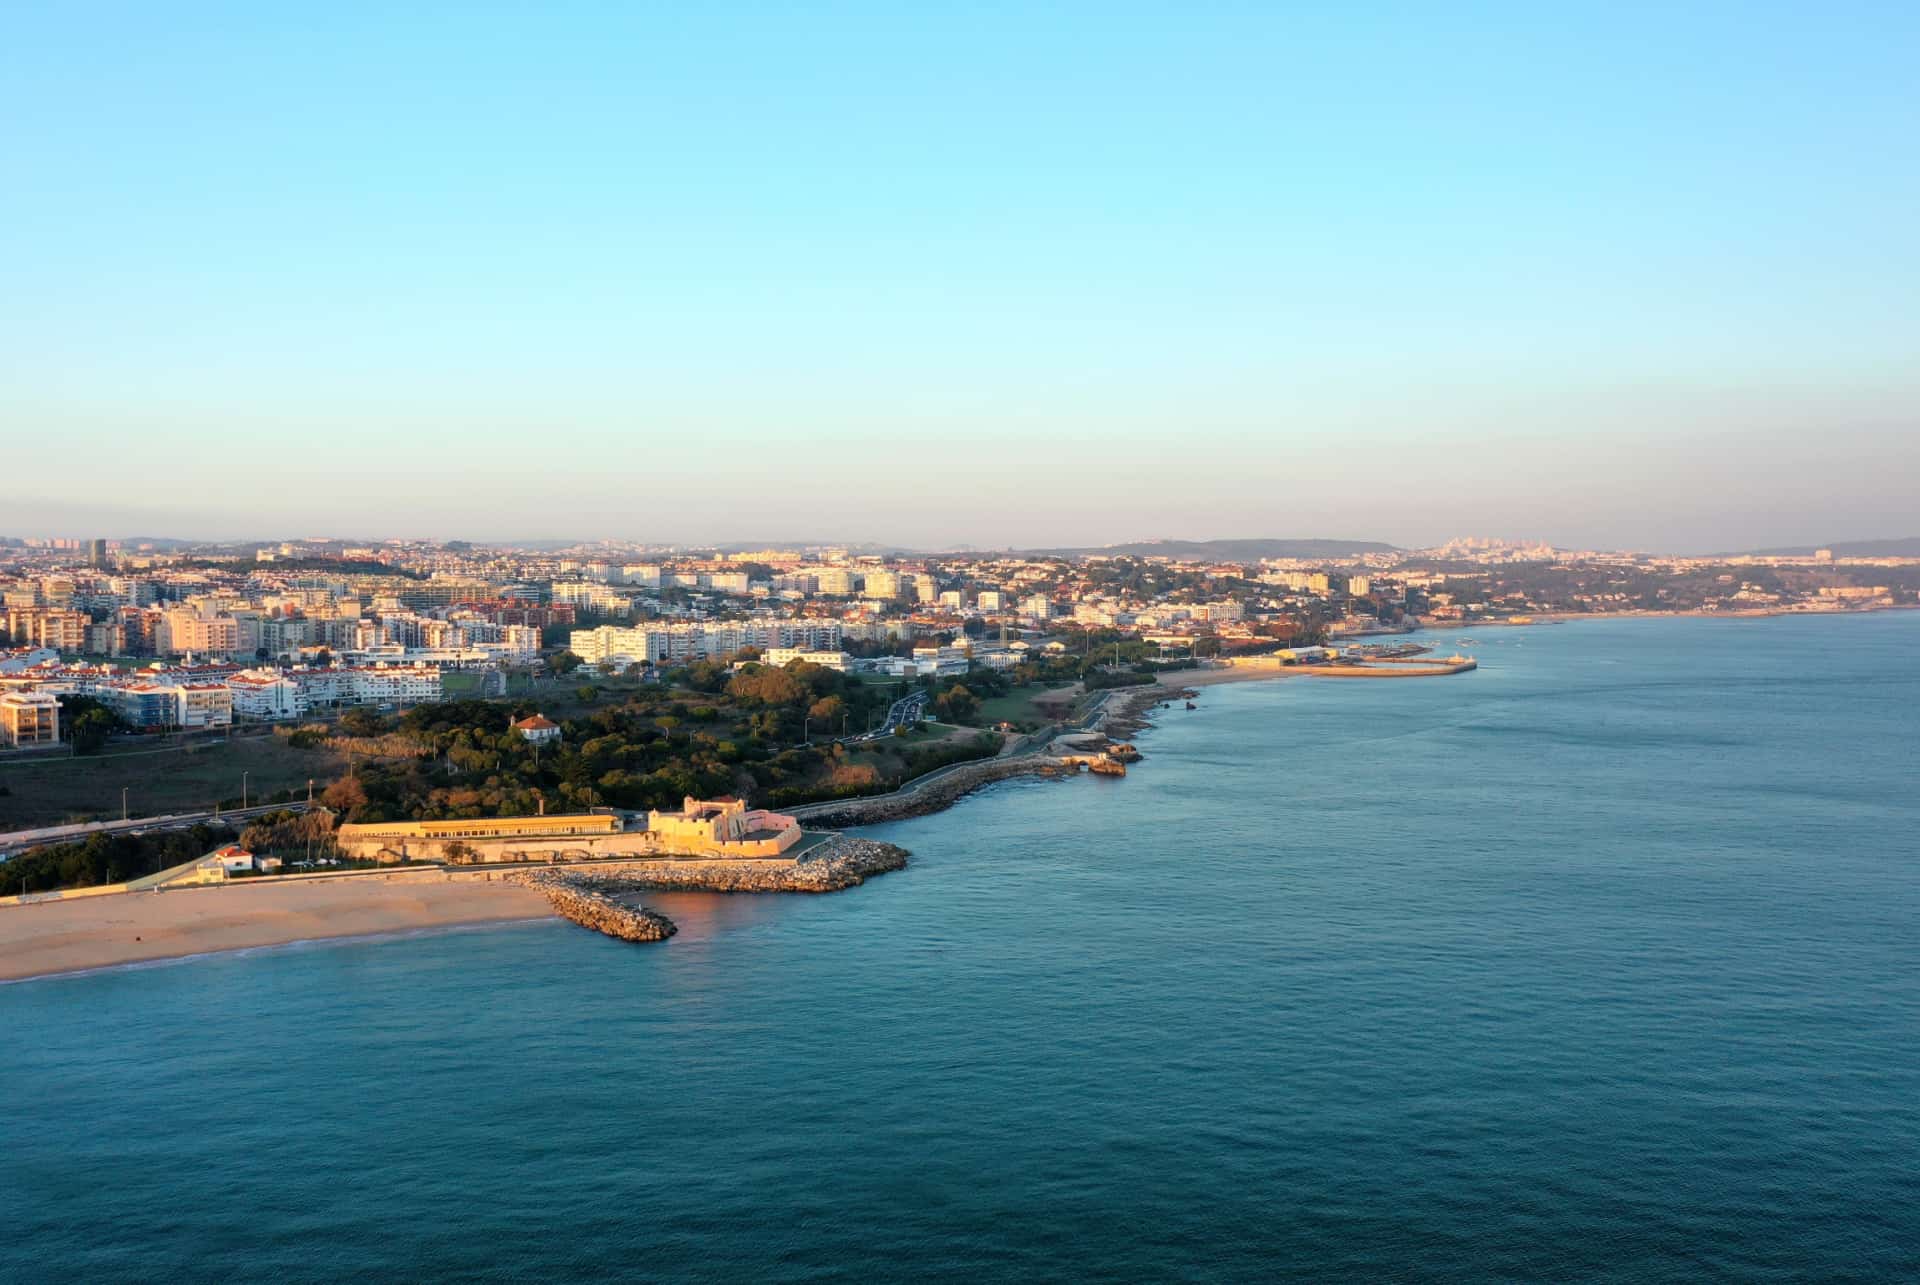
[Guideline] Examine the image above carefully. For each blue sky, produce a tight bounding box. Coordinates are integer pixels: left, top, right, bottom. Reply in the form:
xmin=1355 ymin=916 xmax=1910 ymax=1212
xmin=4 ymin=2 xmax=1916 ymax=550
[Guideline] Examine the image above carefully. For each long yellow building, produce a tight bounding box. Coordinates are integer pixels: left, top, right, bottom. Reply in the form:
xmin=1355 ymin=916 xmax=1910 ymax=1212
xmin=335 ymin=801 xmax=803 ymax=863
xmin=336 ymin=813 xmax=622 ymax=862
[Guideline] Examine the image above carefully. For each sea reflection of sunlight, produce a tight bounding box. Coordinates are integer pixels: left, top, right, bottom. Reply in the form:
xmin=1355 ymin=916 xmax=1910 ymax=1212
xmin=638 ymin=890 xmax=792 ymax=940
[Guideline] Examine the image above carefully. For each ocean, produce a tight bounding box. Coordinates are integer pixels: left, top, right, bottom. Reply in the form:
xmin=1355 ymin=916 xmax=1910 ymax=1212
xmin=4 ymin=613 xmax=1918 ymax=1281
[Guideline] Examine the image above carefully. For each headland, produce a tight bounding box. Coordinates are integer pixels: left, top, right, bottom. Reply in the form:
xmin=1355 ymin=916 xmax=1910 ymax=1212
xmin=0 ymin=826 xmax=914 ymax=980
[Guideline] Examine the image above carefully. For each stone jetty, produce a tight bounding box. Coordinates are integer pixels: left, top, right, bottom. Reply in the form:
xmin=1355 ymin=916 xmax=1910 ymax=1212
xmin=505 ymin=836 xmax=910 ymax=946
xmin=517 ymin=873 xmax=677 ymax=944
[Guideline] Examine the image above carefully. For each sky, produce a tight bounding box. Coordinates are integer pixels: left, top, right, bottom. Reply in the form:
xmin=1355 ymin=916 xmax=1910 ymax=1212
xmin=4 ymin=2 xmax=1917 ymax=553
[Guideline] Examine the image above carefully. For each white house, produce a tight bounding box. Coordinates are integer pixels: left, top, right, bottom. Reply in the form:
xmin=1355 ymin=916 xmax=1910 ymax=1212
xmin=513 ymin=713 xmax=562 ymax=745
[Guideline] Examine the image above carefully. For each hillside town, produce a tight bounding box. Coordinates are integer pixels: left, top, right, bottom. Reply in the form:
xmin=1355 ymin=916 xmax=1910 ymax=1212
xmin=3 ymin=534 xmax=1917 ymax=750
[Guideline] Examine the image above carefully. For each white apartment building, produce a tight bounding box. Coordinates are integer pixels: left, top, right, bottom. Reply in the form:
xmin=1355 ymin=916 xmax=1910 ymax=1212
xmin=227 ymin=665 xmax=444 ymax=719
xmin=1259 ymin=570 xmax=1331 ymax=593
xmin=99 ymin=682 xmax=235 ymax=731
xmin=228 ymin=671 xmax=304 ymax=721
xmin=701 ymin=571 xmax=751 ymax=594
xmin=0 ymin=647 xmax=60 ymax=674
xmin=570 ymin=621 xmax=844 ymax=666
xmin=551 ymin=582 xmax=632 ymax=616
xmin=761 ymin=648 xmax=851 ymax=671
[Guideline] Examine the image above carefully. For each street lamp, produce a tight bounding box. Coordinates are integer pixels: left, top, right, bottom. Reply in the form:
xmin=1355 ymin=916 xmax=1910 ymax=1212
xmin=242 ymin=771 xmax=250 ymax=809
xmin=122 ymin=787 xmax=128 ymax=822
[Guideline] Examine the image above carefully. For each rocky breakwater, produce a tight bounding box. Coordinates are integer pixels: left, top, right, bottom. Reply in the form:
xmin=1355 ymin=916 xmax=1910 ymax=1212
xmin=561 ymin=836 xmax=911 ymax=894
xmin=513 ymin=871 xmax=678 ymax=944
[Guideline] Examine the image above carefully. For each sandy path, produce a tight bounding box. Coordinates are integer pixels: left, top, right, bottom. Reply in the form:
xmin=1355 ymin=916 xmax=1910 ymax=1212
xmin=0 ymin=877 xmax=553 ymax=982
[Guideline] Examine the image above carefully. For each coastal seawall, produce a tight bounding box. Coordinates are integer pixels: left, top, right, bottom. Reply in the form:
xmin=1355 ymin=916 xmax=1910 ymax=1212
xmin=547 ymin=836 xmax=911 ymax=894
xmin=792 ymin=685 xmax=1174 ymax=827
xmin=1300 ymin=657 xmax=1478 ymax=678
xmin=794 ymin=760 xmax=1075 ymax=827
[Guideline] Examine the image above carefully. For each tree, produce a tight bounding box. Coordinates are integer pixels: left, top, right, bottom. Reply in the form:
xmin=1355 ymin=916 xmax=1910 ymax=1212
xmin=339 ymin=707 xmax=386 ymax=737
xmin=551 ymin=651 xmax=584 ymax=676
xmin=57 ymin=695 xmax=123 ymax=755
xmin=683 ymin=660 xmax=729 ymax=693
xmin=726 ymin=665 xmax=807 ymax=707
xmin=934 ymin=684 xmax=978 ymax=723
xmin=321 ymin=776 xmax=368 ymax=817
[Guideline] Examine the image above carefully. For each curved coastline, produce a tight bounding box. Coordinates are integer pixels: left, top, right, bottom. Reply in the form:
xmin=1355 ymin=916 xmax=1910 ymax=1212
xmin=0 ymin=672 xmax=1335 ymax=979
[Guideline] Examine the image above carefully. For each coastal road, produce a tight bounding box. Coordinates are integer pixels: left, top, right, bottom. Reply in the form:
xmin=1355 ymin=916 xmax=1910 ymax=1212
xmin=0 ymin=803 xmax=313 ymax=860
xmin=876 ymin=689 xmax=930 ymax=736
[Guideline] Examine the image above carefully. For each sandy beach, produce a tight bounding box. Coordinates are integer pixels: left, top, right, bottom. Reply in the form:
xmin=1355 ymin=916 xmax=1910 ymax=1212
xmin=0 ymin=876 xmax=554 ymax=983
xmin=1156 ymin=664 xmax=1297 ymax=689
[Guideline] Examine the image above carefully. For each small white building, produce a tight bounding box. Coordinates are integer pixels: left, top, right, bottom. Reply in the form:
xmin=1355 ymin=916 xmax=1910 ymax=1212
xmin=513 ymin=713 xmax=562 ymax=745
xmin=182 ymin=845 xmax=266 ymax=883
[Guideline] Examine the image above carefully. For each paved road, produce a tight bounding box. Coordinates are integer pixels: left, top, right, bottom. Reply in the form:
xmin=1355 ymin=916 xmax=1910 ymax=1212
xmin=0 ymin=803 xmax=312 ymax=859
xmin=876 ymin=689 xmax=930 ymax=736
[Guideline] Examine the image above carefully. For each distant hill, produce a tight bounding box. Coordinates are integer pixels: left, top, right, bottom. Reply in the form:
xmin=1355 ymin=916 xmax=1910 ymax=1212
xmin=114 ymin=536 xmax=200 ymax=551
xmin=1741 ymin=538 xmax=1920 ymax=558
xmin=1026 ymin=538 xmax=1398 ymax=561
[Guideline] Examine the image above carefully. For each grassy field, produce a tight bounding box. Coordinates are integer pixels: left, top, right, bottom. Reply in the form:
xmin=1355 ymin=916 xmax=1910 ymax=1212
xmin=974 ymin=684 xmax=1081 ymax=729
xmin=0 ymin=737 xmax=348 ymax=830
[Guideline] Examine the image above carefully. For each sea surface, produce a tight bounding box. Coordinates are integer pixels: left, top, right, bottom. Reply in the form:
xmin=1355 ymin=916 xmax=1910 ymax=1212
xmin=4 ymin=613 xmax=1919 ymax=1282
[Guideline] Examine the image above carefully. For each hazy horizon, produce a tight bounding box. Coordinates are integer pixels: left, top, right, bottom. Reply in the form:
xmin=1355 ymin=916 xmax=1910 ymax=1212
xmin=9 ymin=524 xmax=1919 ymax=560
xmin=6 ymin=4 xmax=1917 ymax=551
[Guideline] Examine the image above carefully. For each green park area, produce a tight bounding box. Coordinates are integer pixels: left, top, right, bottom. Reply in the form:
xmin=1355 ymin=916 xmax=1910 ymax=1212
xmin=973 ymin=683 xmax=1084 ymax=730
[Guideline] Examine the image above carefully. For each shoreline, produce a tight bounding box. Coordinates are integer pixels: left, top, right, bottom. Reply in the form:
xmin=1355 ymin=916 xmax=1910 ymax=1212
xmin=0 ymin=876 xmax=556 ymax=984
xmin=0 ymin=837 xmax=916 ymax=982
xmin=7 ymin=607 xmax=1906 ymax=982
xmin=0 ymin=916 xmax=558 ymax=986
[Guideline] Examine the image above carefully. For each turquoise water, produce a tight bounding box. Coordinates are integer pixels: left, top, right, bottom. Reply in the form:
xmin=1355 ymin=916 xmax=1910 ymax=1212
xmin=5 ymin=614 xmax=1919 ymax=1281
